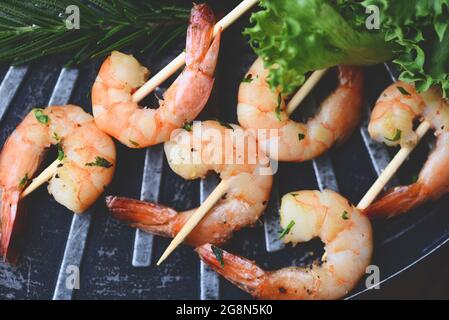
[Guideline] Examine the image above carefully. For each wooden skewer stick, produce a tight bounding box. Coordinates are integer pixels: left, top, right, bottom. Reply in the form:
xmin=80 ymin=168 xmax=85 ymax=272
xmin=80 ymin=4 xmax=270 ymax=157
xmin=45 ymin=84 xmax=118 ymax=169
xmin=132 ymin=0 xmax=260 ymax=104
xmin=157 ymin=179 xmax=231 ymax=265
xmin=357 ymin=121 xmax=431 ymax=210
xmin=21 ymin=159 xmax=61 ymax=198
xmin=286 ymin=69 xmax=328 ymax=115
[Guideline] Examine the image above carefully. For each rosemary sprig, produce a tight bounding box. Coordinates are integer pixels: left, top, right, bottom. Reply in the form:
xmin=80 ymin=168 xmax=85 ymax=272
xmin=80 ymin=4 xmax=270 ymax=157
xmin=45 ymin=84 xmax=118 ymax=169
xmin=0 ymin=0 xmax=190 ymax=65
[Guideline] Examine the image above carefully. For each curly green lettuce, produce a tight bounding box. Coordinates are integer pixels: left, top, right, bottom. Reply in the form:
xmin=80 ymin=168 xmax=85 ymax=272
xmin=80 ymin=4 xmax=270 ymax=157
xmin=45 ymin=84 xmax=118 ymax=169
xmin=363 ymin=0 xmax=449 ymax=96
xmin=245 ymin=0 xmax=449 ymax=97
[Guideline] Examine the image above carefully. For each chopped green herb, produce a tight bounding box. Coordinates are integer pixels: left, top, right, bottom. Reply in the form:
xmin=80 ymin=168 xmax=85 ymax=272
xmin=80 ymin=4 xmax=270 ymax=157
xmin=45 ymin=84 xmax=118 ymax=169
xmin=18 ymin=173 xmax=29 ymax=188
xmin=217 ymin=120 xmax=234 ymax=130
xmin=341 ymin=211 xmax=349 ymax=220
xmin=298 ymin=133 xmax=305 ymax=141
xmin=183 ymin=121 xmax=193 ymax=132
xmin=275 ymin=93 xmax=282 ymax=121
xmin=85 ymin=156 xmax=113 ymax=168
xmin=385 ymin=129 xmax=402 ymax=142
xmin=34 ymin=108 xmax=49 ymax=124
xmin=57 ymin=144 xmax=64 ymax=161
xmin=397 ymin=86 xmax=411 ymax=96
xmin=279 ymin=220 xmax=295 ymax=240
xmin=129 ymin=139 xmax=139 ymax=147
xmin=242 ymin=74 xmax=253 ymax=83
xmin=53 ymin=132 xmax=60 ymax=141
xmin=410 ymin=174 xmax=419 ymax=184
xmin=211 ymin=245 xmax=225 ymax=268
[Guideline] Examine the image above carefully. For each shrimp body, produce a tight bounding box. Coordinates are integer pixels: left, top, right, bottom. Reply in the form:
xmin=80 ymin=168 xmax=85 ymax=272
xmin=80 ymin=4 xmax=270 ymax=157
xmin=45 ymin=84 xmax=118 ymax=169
xmin=237 ymin=59 xmax=364 ymax=162
xmin=197 ymin=190 xmax=373 ymax=300
xmin=0 ymin=105 xmax=116 ymax=259
xmin=92 ymin=4 xmax=221 ymax=148
xmin=366 ymin=82 xmax=449 ymax=217
xmin=107 ymin=120 xmax=273 ymax=246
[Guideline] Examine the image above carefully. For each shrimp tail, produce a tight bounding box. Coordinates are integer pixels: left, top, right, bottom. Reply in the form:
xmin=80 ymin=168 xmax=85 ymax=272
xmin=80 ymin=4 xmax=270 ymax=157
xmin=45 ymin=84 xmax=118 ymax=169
xmin=363 ymin=183 xmax=425 ymax=218
xmin=185 ymin=4 xmax=216 ymax=67
xmin=338 ymin=66 xmax=364 ymax=88
xmin=196 ymin=244 xmax=267 ymax=298
xmin=105 ymin=196 xmax=178 ymax=238
xmin=0 ymin=189 xmax=24 ymax=262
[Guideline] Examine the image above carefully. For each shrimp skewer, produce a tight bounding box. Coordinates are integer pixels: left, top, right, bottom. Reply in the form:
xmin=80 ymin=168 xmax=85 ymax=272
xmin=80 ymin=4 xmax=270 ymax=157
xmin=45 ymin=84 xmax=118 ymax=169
xmin=132 ymin=0 xmax=259 ymax=103
xmin=92 ymin=4 xmax=221 ymax=148
xmin=365 ymin=82 xmax=449 ymax=217
xmin=197 ymin=190 xmax=373 ymax=300
xmin=0 ymin=105 xmax=116 ymax=260
xmin=107 ymin=120 xmax=273 ymax=247
xmin=18 ymin=4 xmax=221 ymax=200
xmin=237 ymin=59 xmax=364 ymax=162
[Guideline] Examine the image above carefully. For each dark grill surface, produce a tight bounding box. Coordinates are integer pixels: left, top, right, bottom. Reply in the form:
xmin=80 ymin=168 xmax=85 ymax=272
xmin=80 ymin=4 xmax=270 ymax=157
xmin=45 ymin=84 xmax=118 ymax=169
xmin=0 ymin=1 xmax=448 ymax=300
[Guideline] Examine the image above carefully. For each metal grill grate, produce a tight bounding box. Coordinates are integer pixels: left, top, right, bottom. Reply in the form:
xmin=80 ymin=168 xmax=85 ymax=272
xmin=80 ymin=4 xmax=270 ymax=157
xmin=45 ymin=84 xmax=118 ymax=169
xmin=0 ymin=50 xmax=447 ymax=299
xmin=0 ymin=66 xmax=29 ymax=125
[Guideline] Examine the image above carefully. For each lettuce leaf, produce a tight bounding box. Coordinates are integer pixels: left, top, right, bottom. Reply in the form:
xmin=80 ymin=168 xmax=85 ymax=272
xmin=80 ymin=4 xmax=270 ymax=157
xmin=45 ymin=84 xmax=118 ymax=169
xmin=362 ymin=0 xmax=449 ymax=96
xmin=245 ymin=0 xmax=395 ymax=93
xmin=245 ymin=0 xmax=449 ymax=97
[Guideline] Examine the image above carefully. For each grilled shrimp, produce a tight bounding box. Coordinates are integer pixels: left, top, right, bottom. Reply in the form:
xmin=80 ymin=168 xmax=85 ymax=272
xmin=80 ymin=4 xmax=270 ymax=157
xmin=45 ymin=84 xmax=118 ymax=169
xmin=197 ymin=190 xmax=373 ymax=300
xmin=0 ymin=105 xmax=116 ymax=259
xmin=366 ymin=82 xmax=449 ymax=217
xmin=107 ymin=120 xmax=273 ymax=246
xmin=92 ymin=4 xmax=221 ymax=148
xmin=237 ymin=58 xmax=364 ymax=162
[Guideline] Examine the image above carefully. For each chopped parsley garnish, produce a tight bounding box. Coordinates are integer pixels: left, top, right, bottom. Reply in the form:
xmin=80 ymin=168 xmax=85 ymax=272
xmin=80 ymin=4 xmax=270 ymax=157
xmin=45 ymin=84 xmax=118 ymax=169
xmin=397 ymin=86 xmax=411 ymax=96
xmin=19 ymin=173 xmax=29 ymax=188
xmin=183 ymin=121 xmax=193 ymax=132
xmin=410 ymin=174 xmax=419 ymax=184
xmin=279 ymin=220 xmax=295 ymax=240
xmin=34 ymin=108 xmax=49 ymax=124
xmin=53 ymin=132 xmax=60 ymax=141
xmin=129 ymin=139 xmax=139 ymax=147
xmin=211 ymin=245 xmax=224 ymax=268
xmin=57 ymin=144 xmax=64 ymax=161
xmin=298 ymin=133 xmax=305 ymax=141
xmin=218 ymin=120 xmax=233 ymax=130
xmin=385 ymin=129 xmax=402 ymax=142
xmin=341 ymin=211 xmax=349 ymax=220
xmin=275 ymin=93 xmax=282 ymax=121
xmin=242 ymin=74 xmax=253 ymax=83
xmin=85 ymin=156 xmax=113 ymax=168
